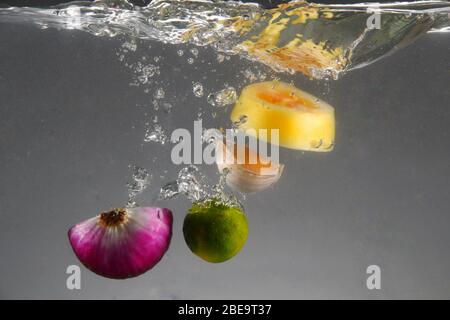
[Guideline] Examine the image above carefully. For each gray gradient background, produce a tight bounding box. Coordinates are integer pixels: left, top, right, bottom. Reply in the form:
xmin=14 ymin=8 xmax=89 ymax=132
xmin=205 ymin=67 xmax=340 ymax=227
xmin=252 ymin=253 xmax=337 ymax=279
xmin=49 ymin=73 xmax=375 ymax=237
xmin=0 ymin=21 xmax=449 ymax=299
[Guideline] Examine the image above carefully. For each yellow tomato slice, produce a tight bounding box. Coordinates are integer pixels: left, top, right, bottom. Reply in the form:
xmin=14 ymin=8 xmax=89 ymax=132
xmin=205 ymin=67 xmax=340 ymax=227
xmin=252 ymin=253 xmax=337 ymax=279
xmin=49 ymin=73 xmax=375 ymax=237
xmin=230 ymin=81 xmax=335 ymax=152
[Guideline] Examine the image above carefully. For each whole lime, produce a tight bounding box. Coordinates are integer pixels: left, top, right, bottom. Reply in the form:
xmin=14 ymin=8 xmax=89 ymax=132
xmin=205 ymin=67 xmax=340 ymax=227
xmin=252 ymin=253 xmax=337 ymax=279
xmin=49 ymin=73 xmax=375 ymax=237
xmin=183 ymin=200 xmax=249 ymax=263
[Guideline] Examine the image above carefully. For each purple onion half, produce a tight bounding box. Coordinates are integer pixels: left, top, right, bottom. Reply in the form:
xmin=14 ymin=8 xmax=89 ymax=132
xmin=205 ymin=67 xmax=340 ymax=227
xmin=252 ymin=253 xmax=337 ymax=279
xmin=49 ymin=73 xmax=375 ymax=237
xmin=68 ymin=207 xmax=173 ymax=279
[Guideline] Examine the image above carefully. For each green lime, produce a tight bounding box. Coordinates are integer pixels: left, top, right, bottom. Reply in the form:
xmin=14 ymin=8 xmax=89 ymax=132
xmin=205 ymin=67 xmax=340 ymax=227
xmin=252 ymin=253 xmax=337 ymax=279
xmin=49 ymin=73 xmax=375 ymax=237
xmin=183 ymin=200 xmax=249 ymax=263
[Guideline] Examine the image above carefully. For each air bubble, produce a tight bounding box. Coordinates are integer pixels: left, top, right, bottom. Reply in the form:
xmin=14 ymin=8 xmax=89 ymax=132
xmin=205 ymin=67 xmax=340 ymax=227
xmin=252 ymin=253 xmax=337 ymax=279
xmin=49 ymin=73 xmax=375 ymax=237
xmin=207 ymin=87 xmax=237 ymax=107
xmin=190 ymin=48 xmax=199 ymax=58
xmin=233 ymin=115 xmax=248 ymax=128
xmin=154 ymin=87 xmax=165 ymax=99
xmin=193 ymin=82 xmax=204 ymax=97
xmin=126 ymin=165 xmax=151 ymax=208
xmin=144 ymin=122 xmax=168 ymax=145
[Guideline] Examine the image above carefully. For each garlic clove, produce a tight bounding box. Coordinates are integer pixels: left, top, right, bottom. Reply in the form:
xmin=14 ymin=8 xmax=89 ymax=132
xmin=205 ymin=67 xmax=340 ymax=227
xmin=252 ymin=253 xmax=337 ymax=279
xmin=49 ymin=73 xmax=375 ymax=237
xmin=215 ymin=140 xmax=284 ymax=193
xmin=223 ymin=164 xmax=284 ymax=194
xmin=68 ymin=207 xmax=172 ymax=279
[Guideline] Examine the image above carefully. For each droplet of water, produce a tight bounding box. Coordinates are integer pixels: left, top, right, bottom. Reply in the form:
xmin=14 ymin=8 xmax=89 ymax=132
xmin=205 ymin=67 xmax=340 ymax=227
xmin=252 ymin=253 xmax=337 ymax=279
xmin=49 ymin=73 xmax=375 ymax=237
xmin=177 ymin=49 xmax=184 ymax=56
xmin=126 ymin=165 xmax=151 ymax=207
xmin=207 ymin=87 xmax=237 ymax=107
xmin=242 ymin=68 xmax=267 ymax=82
xmin=159 ymin=165 xmax=207 ymax=202
xmin=187 ymin=57 xmax=194 ymax=64
xmin=154 ymin=87 xmax=165 ymax=99
xmin=144 ymin=122 xmax=168 ymax=145
xmin=190 ymin=48 xmax=199 ymax=58
xmin=158 ymin=165 xmax=242 ymax=209
xmin=121 ymin=41 xmax=137 ymax=52
xmin=193 ymin=82 xmax=204 ymax=97
xmin=232 ymin=115 xmax=248 ymax=128
xmin=159 ymin=181 xmax=180 ymax=200
xmin=137 ymin=64 xmax=157 ymax=84
xmin=152 ymin=99 xmax=159 ymax=110
xmin=162 ymin=102 xmax=173 ymax=113
xmin=207 ymin=93 xmax=216 ymax=106
xmin=132 ymin=166 xmax=149 ymax=182
xmin=177 ymin=165 xmax=207 ymax=201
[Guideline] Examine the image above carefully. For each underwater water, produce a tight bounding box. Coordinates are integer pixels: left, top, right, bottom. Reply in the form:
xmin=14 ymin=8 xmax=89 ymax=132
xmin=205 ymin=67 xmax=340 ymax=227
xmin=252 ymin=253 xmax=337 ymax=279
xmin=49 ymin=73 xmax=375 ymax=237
xmin=0 ymin=0 xmax=449 ymax=298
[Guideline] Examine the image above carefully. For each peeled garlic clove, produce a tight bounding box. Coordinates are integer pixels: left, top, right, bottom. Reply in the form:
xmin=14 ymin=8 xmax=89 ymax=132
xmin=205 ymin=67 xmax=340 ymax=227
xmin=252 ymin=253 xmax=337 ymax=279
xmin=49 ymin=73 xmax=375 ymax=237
xmin=68 ymin=207 xmax=172 ymax=279
xmin=216 ymin=140 xmax=284 ymax=193
xmin=230 ymin=81 xmax=335 ymax=151
xmin=223 ymin=165 xmax=284 ymax=194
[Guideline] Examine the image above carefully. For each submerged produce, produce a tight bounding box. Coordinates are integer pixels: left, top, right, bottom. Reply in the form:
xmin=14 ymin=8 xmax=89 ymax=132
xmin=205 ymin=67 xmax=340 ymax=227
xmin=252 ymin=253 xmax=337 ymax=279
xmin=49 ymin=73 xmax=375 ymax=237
xmin=183 ymin=200 xmax=249 ymax=263
xmin=1 ymin=0 xmax=446 ymax=279
xmin=215 ymin=139 xmax=284 ymax=193
xmin=230 ymin=81 xmax=335 ymax=151
xmin=68 ymin=207 xmax=173 ymax=279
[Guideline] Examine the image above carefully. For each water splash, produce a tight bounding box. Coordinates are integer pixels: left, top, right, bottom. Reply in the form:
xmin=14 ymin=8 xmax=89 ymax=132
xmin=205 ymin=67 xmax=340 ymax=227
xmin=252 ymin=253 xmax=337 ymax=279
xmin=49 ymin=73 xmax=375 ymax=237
xmin=232 ymin=115 xmax=248 ymax=128
xmin=1 ymin=0 xmax=449 ymax=79
xmin=154 ymin=87 xmax=165 ymax=99
xmin=159 ymin=164 xmax=242 ymax=208
xmin=193 ymin=82 xmax=205 ymax=98
xmin=144 ymin=115 xmax=168 ymax=144
xmin=159 ymin=165 xmax=208 ymax=202
xmin=241 ymin=67 xmax=268 ymax=82
xmin=190 ymin=47 xmax=199 ymax=58
xmin=207 ymin=86 xmax=237 ymax=107
xmin=126 ymin=165 xmax=151 ymax=207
